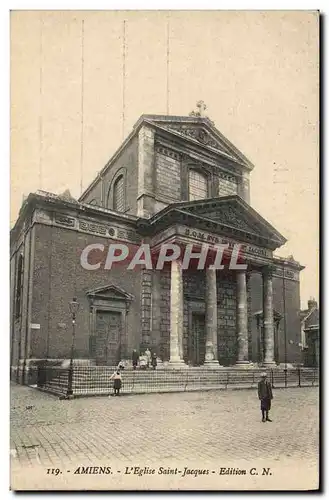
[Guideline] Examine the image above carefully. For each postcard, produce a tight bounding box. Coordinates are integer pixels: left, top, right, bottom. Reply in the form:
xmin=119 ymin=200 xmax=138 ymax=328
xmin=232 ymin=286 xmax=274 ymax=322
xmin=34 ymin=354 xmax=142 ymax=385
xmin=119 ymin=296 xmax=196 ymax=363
xmin=10 ymin=10 xmax=319 ymax=491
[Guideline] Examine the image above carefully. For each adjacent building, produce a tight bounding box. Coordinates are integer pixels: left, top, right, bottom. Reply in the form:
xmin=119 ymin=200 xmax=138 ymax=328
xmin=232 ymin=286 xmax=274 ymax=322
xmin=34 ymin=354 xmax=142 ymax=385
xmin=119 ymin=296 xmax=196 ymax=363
xmin=301 ymin=298 xmax=319 ymax=368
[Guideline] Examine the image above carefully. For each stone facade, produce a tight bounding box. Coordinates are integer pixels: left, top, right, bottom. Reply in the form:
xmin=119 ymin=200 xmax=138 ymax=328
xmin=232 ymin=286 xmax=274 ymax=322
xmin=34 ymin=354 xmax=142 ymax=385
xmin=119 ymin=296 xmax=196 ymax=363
xmin=10 ymin=112 xmax=305 ymax=379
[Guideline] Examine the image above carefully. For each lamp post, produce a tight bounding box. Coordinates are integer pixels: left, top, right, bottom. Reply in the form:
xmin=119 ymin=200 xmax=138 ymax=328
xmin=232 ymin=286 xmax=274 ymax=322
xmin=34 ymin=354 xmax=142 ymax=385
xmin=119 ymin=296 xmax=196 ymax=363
xmin=66 ymin=297 xmax=80 ymax=398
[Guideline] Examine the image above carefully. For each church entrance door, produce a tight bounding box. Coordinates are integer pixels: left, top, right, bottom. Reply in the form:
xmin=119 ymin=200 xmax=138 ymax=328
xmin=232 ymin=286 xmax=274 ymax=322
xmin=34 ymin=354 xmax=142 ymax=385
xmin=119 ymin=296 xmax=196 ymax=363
xmin=190 ymin=312 xmax=206 ymax=366
xmin=95 ymin=311 xmax=121 ymax=366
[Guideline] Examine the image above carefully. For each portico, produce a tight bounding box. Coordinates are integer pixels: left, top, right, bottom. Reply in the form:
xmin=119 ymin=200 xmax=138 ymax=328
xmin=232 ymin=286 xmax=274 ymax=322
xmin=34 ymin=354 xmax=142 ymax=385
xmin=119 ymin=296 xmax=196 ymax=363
xmin=139 ymin=196 xmax=286 ymax=368
xmin=165 ymin=260 xmax=277 ymax=368
xmin=10 ymin=110 xmax=305 ymax=381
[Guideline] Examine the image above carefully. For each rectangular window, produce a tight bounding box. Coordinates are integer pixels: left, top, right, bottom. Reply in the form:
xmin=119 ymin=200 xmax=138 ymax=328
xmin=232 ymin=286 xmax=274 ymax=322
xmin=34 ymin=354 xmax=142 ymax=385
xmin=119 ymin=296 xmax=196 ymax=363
xmin=189 ymin=170 xmax=208 ymax=201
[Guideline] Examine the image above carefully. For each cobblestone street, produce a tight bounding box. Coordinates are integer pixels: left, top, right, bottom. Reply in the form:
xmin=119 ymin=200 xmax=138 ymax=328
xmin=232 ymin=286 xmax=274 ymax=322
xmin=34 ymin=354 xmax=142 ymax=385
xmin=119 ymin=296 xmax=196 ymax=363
xmin=10 ymin=383 xmax=319 ymax=491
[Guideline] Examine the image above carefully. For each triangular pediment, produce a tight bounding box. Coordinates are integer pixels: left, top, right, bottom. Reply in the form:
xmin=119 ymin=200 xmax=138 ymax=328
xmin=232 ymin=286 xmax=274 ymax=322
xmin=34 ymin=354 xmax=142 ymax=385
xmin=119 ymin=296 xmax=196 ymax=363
xmin=178 ymin=197 xmax=286 ymax=245
xmin=86 ymin=284 xmax=134 ymax=302
xmin=147 ymin=196 xmax=286 ymax=250
xmin=140 ymin=115 xmax=254 ymax=169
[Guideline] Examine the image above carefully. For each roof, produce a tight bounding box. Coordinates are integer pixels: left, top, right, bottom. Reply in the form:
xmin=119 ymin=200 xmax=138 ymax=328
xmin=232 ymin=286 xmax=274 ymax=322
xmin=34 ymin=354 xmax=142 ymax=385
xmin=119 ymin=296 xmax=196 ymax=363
xmin=304 ymin=308 xmax=319 ymax=329
xmin=79 ymin=112 xmax=255 ymax=201
xmin=136 ymin=114 xmax=255 ymax=170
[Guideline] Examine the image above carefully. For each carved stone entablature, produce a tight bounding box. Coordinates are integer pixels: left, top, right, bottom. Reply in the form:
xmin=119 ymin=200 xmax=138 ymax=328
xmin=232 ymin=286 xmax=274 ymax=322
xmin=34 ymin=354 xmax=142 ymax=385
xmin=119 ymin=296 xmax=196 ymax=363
xmin=33 ymin=209 xmax=52 ymax=224
xmin=161 ymin=123 xmax=234 ymax=158
xmin=195 ymin=206 xmax=256 ymax=234
xmin=218 ymin=172 xmax=237 ymax=184
xmin=54 ymin=213 xmax=76 ymax=228
xmin=167 ymin=125 xmax=220 ymax=149
xmin=273 ymin=267 xmax=284 ymax=277
xmin=115 ymin=227 xmax=141 ymax=244
xmin=271 ymin=266 xmax=299 ymax=281
xmin=79 ymin=220 xmax=107 ymax=236
xmin=155 ymin=145 xmax=181 ymax=161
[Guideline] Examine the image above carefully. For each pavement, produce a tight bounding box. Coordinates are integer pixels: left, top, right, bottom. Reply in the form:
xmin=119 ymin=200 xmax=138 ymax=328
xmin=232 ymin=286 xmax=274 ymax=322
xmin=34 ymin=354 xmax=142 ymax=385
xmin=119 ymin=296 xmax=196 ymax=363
xmin=10 ymin=383 xmax=319 ymax=491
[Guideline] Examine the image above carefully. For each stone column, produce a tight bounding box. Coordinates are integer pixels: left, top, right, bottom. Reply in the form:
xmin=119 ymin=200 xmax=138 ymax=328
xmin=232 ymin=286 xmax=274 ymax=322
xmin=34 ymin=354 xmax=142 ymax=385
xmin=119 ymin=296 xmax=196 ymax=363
xmin=236 ymin=270 xmax=250 ymax=365
xmin=169 ymin=260 xmax=185 ymax=366
xmin=151 ymin=270 xmax=161 ymax=354
xmin=204 ymin=268 xmax=220 ymax=367
xmin=262 ymin=268 xmax=276 ymax=365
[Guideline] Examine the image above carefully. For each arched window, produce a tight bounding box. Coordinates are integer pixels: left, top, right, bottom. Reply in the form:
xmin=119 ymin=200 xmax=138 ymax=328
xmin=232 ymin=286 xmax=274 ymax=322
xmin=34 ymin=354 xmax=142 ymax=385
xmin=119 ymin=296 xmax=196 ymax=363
xmin=188 ymin=169 xmax=208 ymax=201
xmin=15 ymin=254 xmax=23 ymax=319
xmin=113 ymin=175 xmax=125 ymax=212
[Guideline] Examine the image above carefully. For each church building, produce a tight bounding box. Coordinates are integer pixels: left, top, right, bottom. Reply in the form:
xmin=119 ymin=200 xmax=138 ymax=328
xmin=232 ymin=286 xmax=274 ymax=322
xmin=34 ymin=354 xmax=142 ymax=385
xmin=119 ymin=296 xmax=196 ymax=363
xmin=10 ymin=103 xmax=304 ymax=380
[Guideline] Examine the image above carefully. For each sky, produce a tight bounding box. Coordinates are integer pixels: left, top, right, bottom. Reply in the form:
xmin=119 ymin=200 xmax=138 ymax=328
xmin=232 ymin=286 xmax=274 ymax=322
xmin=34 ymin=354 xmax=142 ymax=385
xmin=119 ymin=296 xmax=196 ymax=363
xmin=10 ymin=10 xmax=319 ymax=308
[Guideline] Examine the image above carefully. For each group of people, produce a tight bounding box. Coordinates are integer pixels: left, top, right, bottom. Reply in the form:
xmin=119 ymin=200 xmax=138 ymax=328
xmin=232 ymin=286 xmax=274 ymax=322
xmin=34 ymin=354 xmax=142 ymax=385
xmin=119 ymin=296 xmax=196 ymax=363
xmin=109 ymin=348 xmax=158 ymax=397
xmin=110 ymin=361 xmax=274 ymax=423
xmin=132 ymin=348 xmax=157 ymax=370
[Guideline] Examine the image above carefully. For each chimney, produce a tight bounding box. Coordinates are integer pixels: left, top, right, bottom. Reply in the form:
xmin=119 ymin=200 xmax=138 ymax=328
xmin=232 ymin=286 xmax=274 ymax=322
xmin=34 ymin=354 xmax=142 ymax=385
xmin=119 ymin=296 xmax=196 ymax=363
xmin=307 ymin=297 xmax=317 ymax=311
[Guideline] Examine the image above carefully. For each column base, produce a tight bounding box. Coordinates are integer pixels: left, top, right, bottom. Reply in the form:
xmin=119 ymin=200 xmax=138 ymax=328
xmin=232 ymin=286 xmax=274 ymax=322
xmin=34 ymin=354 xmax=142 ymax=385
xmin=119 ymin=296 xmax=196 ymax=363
xmin=204 ymin=361 xmax=224 ymax=369
xmin=261 ymin=361 xmax=277 ymax=367
xmin=235 ymin=361 xmax=254 ymax=368
xmin=168 ymin=359 xmax=187 ymax=369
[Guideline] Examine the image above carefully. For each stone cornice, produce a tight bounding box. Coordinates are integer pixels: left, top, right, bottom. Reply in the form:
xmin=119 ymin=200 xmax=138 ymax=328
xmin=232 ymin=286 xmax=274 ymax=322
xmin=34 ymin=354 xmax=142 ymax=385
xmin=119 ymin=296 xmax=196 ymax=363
xmin=137 ymin=208 xmax=281 ymax=251
xmin=136 ymin=114 xmax=254 ymax=170
xmin=153 ymin=126 xmax=248 ymax=176
xmin=10 ymin=192 xmax=139 ymax=244
xmin=155 ymin=138 xmax=242 ymax=180
xmin=141 ymin=196 xmax=286 ymax=247
xmin=272 ymin=256 xmax=305 ymax=272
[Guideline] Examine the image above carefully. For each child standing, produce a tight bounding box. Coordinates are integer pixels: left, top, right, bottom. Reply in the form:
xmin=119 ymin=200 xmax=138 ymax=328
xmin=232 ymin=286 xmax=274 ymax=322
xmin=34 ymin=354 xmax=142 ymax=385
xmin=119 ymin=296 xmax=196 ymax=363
xmin=110 ymin=370 xmax=122 ymax=396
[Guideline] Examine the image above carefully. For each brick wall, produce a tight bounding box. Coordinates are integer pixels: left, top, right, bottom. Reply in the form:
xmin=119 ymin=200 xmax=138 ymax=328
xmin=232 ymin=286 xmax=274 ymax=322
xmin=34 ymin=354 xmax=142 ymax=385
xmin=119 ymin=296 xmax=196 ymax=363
xmin=140 ymin=269 xmax=152 ymax=350
xmin=216 ymin=273 xmax=237 ymax=365
xmin=30 ymin=224 xmax=142 ymax=360
xmin=181 ymin=270 xmax=238 ymax=366
xmin=159 ymin=268 xmax=171 ymax=361
xmin=82 ymin=137 xmax=138 ymax=215
xmin=10 ymin=221 xmax=35 ymax=376
xmin=218 ymin=175 xmax=238 ymax=197
xmin=249 ymin=271 xmax=302 ymax=364
xmin=273 ymin=276 xmax=302 ymax=364
xmin=155 ymin=150 xmax=181 ymax=201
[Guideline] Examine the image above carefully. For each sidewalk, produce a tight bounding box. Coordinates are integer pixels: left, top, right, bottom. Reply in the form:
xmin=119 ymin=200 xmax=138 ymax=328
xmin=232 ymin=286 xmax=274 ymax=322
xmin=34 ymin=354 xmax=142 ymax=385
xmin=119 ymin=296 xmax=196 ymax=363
xmin=10 ymin=383 xmax=319 ymax=490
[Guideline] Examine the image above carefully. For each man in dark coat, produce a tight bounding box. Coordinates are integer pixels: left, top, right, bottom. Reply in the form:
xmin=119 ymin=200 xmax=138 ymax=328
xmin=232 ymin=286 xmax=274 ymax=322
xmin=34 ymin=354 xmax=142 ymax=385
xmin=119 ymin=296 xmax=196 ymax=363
xmin=151 ymin=352 xmax=157 ymax=370
xmin=132 ymin=349 xmax=139 ymax=370
xmin=258 ymin=372 xmax=273 ymax=422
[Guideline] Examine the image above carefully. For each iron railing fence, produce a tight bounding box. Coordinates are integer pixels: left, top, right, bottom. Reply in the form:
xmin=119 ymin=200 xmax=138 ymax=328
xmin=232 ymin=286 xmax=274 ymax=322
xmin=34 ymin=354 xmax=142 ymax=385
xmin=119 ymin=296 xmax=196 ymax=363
xmin=35 ymin=365 xmax=69 ymax=396
xmin=29 ymin=365 xmax=319 ymax=398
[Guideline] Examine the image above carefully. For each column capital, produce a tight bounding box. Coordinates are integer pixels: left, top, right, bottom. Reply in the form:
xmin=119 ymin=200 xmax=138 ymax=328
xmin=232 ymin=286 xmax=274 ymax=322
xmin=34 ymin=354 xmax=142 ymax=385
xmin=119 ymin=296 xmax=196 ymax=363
xmin=262 ymin=265 xmax=274 ymax=278
xmin=246 ymin=270 xmax=253 ymax=283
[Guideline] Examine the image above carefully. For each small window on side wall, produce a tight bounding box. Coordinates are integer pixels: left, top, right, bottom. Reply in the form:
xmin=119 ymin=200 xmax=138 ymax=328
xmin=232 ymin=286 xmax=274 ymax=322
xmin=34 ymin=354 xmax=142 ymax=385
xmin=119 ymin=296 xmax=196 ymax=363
xmin=15 ymin=254 xmax=23 ymax=320
xmin=113 ymin=175 xmax=125 ymax=212
xmin=188 ymin=169 xmax=208 ymax=201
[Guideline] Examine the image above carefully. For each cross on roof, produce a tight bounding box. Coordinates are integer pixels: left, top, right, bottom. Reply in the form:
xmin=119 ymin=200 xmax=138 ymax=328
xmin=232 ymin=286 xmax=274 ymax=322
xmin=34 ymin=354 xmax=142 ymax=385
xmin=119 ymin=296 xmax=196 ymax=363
xmin=196 ymin=100 xmax=207 ymax=116
xmin=189 ymin=100 xmax=209 ymax=118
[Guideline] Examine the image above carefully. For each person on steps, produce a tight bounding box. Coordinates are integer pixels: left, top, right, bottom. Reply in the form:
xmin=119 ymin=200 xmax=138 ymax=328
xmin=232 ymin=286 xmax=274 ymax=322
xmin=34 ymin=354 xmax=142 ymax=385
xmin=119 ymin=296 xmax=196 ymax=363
xmin=110 ymin=370 xmax=122 ymax=396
